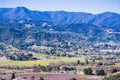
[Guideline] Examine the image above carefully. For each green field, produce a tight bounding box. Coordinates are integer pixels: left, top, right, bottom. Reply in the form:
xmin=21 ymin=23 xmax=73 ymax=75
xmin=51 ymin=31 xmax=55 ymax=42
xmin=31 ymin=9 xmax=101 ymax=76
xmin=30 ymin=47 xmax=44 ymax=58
xmin=0 ymin=52 xmax=104 ymax=68
xmin=0 ymin=57 xmax=86 ymax=66
xmin=31 ymin=52 xmax=48 ymax=57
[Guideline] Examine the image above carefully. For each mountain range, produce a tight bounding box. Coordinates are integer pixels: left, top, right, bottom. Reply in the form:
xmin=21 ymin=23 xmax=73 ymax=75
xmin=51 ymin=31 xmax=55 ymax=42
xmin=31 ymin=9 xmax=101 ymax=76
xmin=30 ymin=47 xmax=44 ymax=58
xmin=0 ymin=7 xmax=120 ymax=29
xmin=0 ymin=7 xmax=120 ymax=54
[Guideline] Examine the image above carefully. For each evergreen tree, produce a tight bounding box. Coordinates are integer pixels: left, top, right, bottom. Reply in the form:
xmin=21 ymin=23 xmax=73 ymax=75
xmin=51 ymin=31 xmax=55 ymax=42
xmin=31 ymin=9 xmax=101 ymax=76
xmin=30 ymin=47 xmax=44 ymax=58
xmin=11 ymin=73 xmax=15 ymax=80
xmin=88 ymin=67 xmax=93 ymax=75
xmin=77 ymin=60 xmax=80 ymax=65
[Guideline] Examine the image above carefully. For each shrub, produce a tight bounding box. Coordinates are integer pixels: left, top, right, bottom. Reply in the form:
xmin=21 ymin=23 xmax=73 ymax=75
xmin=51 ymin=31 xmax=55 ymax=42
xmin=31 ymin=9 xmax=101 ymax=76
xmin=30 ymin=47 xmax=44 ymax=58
xmin=96 ymin=69 xmax=106 ymax=76
xmin=110 ymin=68 xmax=117 ymax=73
xmin=83 ymin=67 xmax=93 ymax=75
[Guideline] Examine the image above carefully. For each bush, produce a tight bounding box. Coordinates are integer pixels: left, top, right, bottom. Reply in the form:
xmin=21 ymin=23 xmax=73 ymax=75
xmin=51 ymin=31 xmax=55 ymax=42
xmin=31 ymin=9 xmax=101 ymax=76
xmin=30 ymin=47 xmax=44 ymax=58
xmin=110 ymin=68 xmax=117 ymax=73
xmin=96 ymin=69 xmax=106 ymax=76
xmin=83 ymin=67 xmax=93 ymax=75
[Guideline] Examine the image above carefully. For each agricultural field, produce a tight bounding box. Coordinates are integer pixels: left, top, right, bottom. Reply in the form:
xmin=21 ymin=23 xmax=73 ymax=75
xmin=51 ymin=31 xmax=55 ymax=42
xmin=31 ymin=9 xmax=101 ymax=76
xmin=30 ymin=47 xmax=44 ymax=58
xmin=0 ymin=56 xmax=86 ymax=66
xmin=0 ymin=72 xmax=103 ymax=80
xmin=0 ymin=52 xmax=120 ymax=80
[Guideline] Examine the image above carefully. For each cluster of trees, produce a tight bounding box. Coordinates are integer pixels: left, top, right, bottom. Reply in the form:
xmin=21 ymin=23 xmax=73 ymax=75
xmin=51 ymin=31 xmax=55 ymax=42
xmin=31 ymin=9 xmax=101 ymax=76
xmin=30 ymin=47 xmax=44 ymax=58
xmin=33 ymin=65 xmax=60 ymax=72
xmin=6 ymin=53 xmax=37 ymax=61
xmin=33 ymin=63 xmax=77 ymax=72
xmin=83 ymin=67 xmax=106 ymax=76
xmin=96 ymin=67 xmax=118 ymax=76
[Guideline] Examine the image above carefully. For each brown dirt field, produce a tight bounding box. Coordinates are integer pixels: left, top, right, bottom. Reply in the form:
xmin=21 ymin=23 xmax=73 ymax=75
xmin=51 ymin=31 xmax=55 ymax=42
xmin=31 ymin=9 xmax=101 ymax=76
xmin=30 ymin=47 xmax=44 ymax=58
xmin=0 ymin=73 xmax=103 ymax=80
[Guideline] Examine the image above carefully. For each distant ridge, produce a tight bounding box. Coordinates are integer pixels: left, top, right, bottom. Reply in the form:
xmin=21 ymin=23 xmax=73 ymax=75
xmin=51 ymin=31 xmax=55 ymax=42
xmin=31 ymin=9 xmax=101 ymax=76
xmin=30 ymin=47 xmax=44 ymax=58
xmin=0 ymin=7 xmax=120 ymax=27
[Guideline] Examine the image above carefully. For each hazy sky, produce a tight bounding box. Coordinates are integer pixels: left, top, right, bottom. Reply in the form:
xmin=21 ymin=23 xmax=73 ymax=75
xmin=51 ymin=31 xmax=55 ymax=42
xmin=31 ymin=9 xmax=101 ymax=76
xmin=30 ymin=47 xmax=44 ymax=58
xmin=0 ymin=0 xmax=120 ymax=14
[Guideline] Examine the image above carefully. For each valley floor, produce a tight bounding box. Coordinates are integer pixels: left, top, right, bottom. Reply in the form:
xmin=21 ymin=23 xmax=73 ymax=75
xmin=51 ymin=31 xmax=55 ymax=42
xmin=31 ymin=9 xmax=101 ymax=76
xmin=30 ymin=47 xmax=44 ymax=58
xmin=0 ymin=73 xmax=103 ymax=80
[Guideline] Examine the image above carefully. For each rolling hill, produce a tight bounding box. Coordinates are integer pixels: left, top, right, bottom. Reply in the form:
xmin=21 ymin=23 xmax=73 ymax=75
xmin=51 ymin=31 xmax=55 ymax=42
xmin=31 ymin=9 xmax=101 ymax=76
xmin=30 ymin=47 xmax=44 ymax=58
xmin=0 ymin=7 xmax=120 ymax=54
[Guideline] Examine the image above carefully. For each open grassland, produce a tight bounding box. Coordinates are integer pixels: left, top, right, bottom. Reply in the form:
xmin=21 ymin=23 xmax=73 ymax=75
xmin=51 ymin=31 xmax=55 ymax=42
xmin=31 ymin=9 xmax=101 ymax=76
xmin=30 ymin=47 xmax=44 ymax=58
xmin=0 ymin=60 xmax=51 ymax=66
xmin=0 ymin=57 xmax=86 ymax=66
xmin=31 ymin=52 xmax=48 ymax=57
